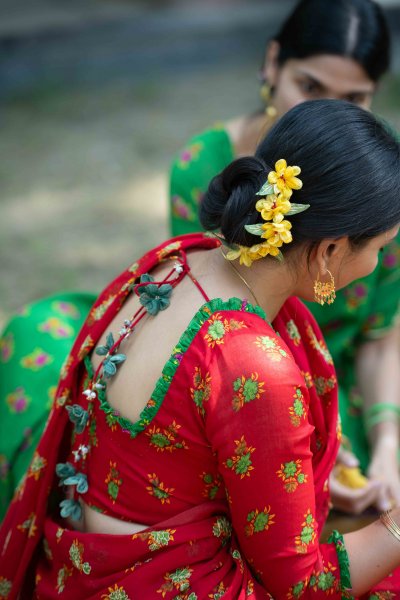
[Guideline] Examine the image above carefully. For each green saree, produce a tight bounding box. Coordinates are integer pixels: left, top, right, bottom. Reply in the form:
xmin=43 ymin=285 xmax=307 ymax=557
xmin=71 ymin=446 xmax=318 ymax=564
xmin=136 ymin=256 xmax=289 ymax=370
xmin=0 ymin=291 xmax=96 ymax=520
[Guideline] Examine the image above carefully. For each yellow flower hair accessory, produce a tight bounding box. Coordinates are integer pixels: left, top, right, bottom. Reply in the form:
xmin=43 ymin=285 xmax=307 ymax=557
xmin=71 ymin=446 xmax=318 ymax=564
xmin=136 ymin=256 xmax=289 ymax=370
xmin=267 ymin=158 xmax=303 ymax=200
xmin=225 ymin=159 xmax=309 ymax=267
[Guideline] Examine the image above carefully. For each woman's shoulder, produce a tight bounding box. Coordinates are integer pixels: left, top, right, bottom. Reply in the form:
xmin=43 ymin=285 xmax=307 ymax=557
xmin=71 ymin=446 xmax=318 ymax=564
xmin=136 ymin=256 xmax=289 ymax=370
xmin=185 ymin=299 xmax=311 ymax=419
xmin=185 ymin=297 xmax=302 ymax=379
xmin=170 ymin=124 xmax=234 ymax=177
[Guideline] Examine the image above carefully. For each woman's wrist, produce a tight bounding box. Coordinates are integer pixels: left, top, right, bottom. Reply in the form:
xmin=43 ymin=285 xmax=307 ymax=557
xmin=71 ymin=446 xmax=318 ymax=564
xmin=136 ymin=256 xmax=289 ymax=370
xmin=380 ymin=509 xmax=400 ymax=542
xmin=364 ymin=402 xmax=400 ymax=434
xmin=364 ymin=403 xmax=400 ymax=448
xmin=369 ymin=422 xmax=399 ymax=453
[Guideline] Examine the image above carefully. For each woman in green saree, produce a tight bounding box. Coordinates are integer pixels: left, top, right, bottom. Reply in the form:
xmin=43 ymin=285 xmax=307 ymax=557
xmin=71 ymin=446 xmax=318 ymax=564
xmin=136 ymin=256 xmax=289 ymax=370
xmin=169 ymin=0 xmax=400 ymax=514
xmin=0 ymin=292 xmax=96 ymax=519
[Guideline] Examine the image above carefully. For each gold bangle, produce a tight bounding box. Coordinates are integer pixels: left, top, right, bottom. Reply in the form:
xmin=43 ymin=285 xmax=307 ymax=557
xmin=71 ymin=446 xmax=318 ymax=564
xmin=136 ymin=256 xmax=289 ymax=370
xmin=380 ymin=510 xmax=400 ymax=543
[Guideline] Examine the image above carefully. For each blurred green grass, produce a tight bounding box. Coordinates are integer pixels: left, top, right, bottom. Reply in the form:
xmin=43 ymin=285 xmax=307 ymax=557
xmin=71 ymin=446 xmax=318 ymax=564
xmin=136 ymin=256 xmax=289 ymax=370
xmin=0 ymin=68 xmax=399 ymax=326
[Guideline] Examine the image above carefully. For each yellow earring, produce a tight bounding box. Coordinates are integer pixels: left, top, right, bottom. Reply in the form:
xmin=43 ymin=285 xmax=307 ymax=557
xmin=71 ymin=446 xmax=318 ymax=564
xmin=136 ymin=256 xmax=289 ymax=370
xmin=260 ymin=81 xmax=277 ymax=118
xmin=314 ymin=270 xmax=336 ymax=305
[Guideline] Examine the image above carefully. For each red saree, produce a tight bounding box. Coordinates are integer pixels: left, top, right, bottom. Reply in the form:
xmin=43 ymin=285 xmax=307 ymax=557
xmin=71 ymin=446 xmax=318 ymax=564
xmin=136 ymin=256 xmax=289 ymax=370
xmin=0 ymin=234 xmax=392 ymax=599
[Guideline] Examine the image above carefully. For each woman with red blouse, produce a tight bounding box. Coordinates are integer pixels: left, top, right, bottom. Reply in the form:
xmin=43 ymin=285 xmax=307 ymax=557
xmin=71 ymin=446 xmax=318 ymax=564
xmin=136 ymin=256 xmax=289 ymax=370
xmin=1 ymin=99 xmax=400 ymax=599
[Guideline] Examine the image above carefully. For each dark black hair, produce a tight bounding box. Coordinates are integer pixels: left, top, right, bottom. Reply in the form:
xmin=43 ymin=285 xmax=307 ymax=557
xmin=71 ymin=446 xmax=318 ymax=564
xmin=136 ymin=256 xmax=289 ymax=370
xmin=200 ymin=99 xmax=400 ymax=255
xmin=273 ymin=0 xmax=390 ymax=81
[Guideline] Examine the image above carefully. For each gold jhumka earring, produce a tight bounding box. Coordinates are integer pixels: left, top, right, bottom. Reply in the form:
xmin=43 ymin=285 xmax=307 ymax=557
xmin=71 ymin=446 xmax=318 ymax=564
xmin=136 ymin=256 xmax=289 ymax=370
xmin=314 ymin=270 xmax=336 ymax=305
xmin=259 ymin=81 xmax=277 ymax=119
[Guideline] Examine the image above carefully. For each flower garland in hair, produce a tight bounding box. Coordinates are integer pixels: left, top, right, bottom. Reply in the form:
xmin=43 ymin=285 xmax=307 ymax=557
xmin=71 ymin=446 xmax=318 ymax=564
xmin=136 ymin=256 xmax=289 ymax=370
xmin=225 ymin=159 xmax=309 ymax=266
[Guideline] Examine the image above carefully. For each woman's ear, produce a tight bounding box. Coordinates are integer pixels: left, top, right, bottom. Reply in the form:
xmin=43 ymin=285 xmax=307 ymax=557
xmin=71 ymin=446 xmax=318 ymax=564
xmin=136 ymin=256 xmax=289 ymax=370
xmin=312 ymin=237 xmax=351 ymax=277
xmin=261 ymin=40 xmax=280 ymax=87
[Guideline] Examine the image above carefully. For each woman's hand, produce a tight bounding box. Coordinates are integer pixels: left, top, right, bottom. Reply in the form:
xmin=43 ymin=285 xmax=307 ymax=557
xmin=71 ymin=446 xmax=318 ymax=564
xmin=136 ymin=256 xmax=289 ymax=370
xmin=367 ymin=435 xmax=400 ymax=512
xmin=330 ymin=445 xmax=382 ymax=514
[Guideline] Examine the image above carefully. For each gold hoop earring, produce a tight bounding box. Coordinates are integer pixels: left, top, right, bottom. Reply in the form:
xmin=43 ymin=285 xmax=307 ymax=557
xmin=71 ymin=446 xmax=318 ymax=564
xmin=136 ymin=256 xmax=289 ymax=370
xmin=314 ymin=270 xmax=336 ymax=305
xmin=259 ymin=81 xmax=277 ymax=118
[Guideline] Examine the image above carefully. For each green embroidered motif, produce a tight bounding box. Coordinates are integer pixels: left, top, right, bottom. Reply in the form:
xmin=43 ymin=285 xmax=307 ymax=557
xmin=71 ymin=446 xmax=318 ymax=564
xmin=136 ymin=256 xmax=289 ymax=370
xmin=308 ymin=564 xmax=341 ymax=595
xmin=289 ymin=387 xmax=307 ymax=427
xmin=77 ymin=334 xmax=94 ymax=360
xmin=0 ymin=577 xmax=12 ymax=598
xmin=105 ymin=461 xmax=122 ymax=504
xmin=101 ymin=584 xmax=131 ymax=599
xmin=318 ymin=571 xmax=337 ymax=591
xmin=146 ymin=473 xmax=174 ymax=504
xmin=295 ymin=509 xmax=317 ymax=553
xmin=313 ymin=375 xmax=337 ymax=397
xmin=232 ymin=373 xmax=265 ymax=412
xmin=69 ymin=539 xmax=91 ymax=574
xmin=89 ymin=294 xmax=116 ymax=323
xmin=245 ymin=507 xmax=275 ymax=537
xmin=209 ymin=582 xmax=227 ymax=599
xmin=200 ymin=472 xmax=222 ymax=499
xmin=42 ymin=538 xmax=53 ymax=560
xmin=288 ymin=581 xmax=305 ymax=599
xmin=255 ymin=335 xmax=287 ymax=361
xmin=286 ymin=319 xmax=301 ymax=346
xmin=306 ymin=323 xmax=333 ymax=365
xmin=146 ymin=421 xmax=188 ymax=452
xmin=204 ymin=313 xmax=246 ymax=348
xmin=56 ymin=565 xmax=73 ymax=594
xmin=212 ymin=516 xmax=232 ymax=546
xmin=148 ymin=529 xmax=175 ymax=552
xmin=224 ymin=436 xmax=255 ymax=478
xmin=157 ymin=566 xmax=194 ymax=596
xmin=27 ymin=451 xmax=47 ymax=481
xmin=276 ymin=459 xmax=307 ymax=493
xmin=208 ymin=319 xmax=225 ymax=340
xmin=190 ymin=366 xmax=211 ymax=416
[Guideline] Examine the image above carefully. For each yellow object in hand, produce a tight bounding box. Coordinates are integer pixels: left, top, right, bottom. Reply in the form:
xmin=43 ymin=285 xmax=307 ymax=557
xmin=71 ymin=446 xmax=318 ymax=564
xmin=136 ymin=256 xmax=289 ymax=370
xmin=335 ymin=465 xmax=369 ymax=489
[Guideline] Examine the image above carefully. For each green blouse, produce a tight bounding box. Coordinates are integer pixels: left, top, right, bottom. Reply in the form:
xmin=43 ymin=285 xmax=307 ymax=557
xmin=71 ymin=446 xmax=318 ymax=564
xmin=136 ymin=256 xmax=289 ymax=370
xmin=170 ymin=125 xmax=234 ymax=236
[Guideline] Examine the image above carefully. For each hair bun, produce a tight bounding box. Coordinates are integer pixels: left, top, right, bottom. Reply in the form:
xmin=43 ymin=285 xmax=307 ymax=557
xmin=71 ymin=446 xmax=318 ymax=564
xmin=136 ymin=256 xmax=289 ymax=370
xmin=200 ymin=156 xmax=267 ymax=234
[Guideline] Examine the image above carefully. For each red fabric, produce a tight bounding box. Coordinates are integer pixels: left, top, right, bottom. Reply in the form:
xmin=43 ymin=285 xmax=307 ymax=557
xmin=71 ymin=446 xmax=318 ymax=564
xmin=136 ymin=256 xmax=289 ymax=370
xmin=0 ymin=234 xmax=390 ymax=599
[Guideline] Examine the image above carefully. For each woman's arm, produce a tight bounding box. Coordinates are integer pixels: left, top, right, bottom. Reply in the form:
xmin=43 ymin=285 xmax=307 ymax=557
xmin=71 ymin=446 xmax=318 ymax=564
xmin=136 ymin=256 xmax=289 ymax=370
xmin=201 ymin=313 xmax=349 ymax=597
xmin=344 ymin=508 xmax=400 ymax=596
xmin=202 ymin=310 xmax=400 ymax=597
xmin=356 ymin=326 xmax=400 ymax=510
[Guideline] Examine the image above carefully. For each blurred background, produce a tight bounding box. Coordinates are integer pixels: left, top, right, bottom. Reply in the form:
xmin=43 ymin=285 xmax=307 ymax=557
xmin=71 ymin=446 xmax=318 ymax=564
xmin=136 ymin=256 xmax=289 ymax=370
xmin=1 ymin=0 xmax=399 ymax=326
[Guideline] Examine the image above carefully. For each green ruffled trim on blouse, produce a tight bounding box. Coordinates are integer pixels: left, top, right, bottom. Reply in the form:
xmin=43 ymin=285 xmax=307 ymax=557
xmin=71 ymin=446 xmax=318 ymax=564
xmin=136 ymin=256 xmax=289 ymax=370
xmin=327 ymin=530 xmax=354 ymax=599
xmin=85 ymin=297 xmax=267 ymax=438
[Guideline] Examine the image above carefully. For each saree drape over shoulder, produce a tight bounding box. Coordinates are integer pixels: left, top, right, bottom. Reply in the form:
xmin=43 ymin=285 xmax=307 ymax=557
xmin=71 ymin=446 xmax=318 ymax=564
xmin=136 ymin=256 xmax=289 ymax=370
xmin=0 ymin=234 xmax=397 ymax=599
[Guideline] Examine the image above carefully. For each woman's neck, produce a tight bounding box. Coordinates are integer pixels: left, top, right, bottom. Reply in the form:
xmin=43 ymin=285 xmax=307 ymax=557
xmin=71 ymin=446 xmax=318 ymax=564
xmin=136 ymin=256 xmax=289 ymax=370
xmin=225 ymin=255 xmax=294 ymax=321
xmin=192 ymin=248 xmax=295 ymax=322
xmin=226 ymin=112 xmax=275 ymax=157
